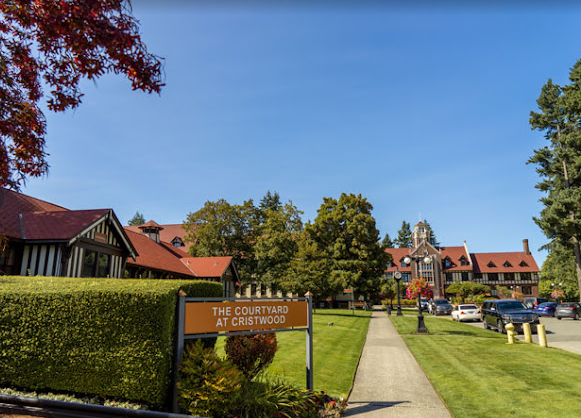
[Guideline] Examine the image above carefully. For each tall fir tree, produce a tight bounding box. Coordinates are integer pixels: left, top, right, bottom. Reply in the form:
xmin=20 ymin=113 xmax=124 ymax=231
xmin=382 ymin=232 xmax=394 ymax=248
xmin=529 ymin=60 xmax=581 ymax=302
xmin=128 ymin=211 xmax=145 ymax=226
xmin=423 ymin=220 xmax=440 ymax=247
xmin=395 ymin=221 xmax=412 ymax=248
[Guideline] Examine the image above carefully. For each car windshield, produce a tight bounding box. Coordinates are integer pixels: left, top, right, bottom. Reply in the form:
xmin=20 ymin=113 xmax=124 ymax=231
xmin=459 ymin=305 xmax=478 ymax=310
xmin=435 ymin=300 xmax=450 ymax=305
xmin=497 ymin=301 xmax=527 ymax=311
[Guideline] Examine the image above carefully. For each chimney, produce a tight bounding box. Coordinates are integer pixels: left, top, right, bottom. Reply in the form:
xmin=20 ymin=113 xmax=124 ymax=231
xmin=138 ymin=220 xmax=164 ymax=244
xmin=523 ymin=239 xmax=531 ymax=255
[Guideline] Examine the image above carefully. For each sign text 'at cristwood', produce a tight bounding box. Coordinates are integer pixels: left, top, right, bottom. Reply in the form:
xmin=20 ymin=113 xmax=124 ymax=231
xmin=184 ymin=301 xmax=308 ymax=335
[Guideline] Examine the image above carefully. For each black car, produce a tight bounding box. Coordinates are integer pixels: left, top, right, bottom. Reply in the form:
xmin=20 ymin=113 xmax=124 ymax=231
xmin=430 ymin=299 xmax=453 ymax=316
xmin=481 ymin=299 xmax=539 ymax=334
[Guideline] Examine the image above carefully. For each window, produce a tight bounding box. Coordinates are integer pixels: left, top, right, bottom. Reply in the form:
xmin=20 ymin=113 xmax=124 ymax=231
xmin=487 ymin=261 xmax=496 ymax=268
xmin=521 ymin=272 xmax=531 ymax=281
xmin=503 ymin=261 xmax=512 ymax=268
xmin=97 ymin=253 xmax=110 ymax=277
xmin=386 ymin=261 xmax=392 ymax=268
xmin=81 ymin=250 xmax=96 ymax=277
xmin=461 ymin=272 xmax=469 ymax=282
xmin=522 ymin=286 xmax=533 ymax=295
xmin=400 ymin=258 xmax=408 ymax=268
xmin=488 ymin=273 xmax=498 ymax=281
xmin=402 ymin=273 xmax=410 ymax=283
xmin=444 ymin=257 xmax=451 ymax=268
xmin=504 ymin=272 xmax=514 ymax=281
xmin=460 ymin=256 xmax=468 ymax=266
xmin=519 ymin=261 xmax=529 ymax=267
xmin=445 ymin=272 xmax=453 ymax=282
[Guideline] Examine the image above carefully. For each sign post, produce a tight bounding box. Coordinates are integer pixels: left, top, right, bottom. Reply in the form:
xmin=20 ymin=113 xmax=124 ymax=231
xmin=172 ymin=295 xmax=312 ymax=412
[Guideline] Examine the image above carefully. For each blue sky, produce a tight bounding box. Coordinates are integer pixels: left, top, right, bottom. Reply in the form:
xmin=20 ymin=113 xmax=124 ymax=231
xmin=21 ymin=3 xmax=581 ymax=267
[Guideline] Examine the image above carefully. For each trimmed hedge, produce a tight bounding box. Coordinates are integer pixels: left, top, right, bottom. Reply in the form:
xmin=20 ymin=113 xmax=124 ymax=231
xmin=0 ymin=277 xmax=222 ymax=408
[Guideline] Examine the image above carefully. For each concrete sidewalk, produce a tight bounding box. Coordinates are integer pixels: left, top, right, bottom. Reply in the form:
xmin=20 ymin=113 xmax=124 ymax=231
xmin=345 ymin=308 xmax=452 ymax=418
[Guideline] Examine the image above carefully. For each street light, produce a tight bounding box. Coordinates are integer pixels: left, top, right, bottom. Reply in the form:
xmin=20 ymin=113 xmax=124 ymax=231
xmin=394 ymin=270 xmax=403 ymax=316
xmin=404 ymin=254 xmax=432 ymax=334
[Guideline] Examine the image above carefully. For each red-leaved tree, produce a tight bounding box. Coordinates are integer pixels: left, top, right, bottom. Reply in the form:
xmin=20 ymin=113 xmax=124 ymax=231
xmin=0 ymin=0 xmax=164 ymax=189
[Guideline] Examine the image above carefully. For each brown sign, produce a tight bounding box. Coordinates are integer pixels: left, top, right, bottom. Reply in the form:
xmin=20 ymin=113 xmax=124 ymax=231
xmin=184 ymin=300 xmax=308 ymax=335
xmin=94 ymin=232 xmax=108 ymax=244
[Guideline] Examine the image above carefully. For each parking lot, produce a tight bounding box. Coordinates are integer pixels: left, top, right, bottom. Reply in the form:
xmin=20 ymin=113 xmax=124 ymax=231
xmin=463 ymin=315 xmax=581 ymax=355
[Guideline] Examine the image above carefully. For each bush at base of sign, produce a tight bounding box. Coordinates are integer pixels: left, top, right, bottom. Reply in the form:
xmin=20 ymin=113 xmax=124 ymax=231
xmin=178 ymin=340 xmax=348 ymax=418
xmin=224 ymin=333 xmax=278 ymax=379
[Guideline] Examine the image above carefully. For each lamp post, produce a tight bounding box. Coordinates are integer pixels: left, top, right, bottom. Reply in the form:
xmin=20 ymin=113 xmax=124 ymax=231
xmin=404 ymin=254 xmax=432 ymax=334
xmin=394 ymin=270 xmax=403 ymax=316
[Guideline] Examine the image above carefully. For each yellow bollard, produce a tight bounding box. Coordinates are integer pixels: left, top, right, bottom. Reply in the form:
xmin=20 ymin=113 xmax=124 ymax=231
xmin=538 ymin=324 xmax=548 ymax=348
xmin=505 ymin=322 xmax=515 ymax=344
xmin=523 ymin=323 xmax=532 ymax=343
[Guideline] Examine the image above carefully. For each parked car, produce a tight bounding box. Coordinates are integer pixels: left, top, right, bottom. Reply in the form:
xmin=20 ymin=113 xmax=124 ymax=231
xmin=555 ymin=302 xmax=581 ymax=320
xmin=451 ymin=304 xmax=481 ymax=322
xmin=430 ymin=299 xmax=453 ymax=316
xmin=533 ymin=302 xmax=558 ymax=317
xmin=523 ymin=297 xmax=549 ymax=309
xmin=481 ymin=299 xmax=539 ymax=334
xmin=420 ymin=298 xmax=429 ymax=311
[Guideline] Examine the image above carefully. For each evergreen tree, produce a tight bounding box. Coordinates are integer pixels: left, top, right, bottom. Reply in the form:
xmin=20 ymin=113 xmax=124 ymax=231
xmin=382 ymin=232 xmax=394 ymax=248
xmin=128 ymin=211 xmax=145 ymax=226
xmin=529 ymin=60 xmax=581 ymax=302
xmin=423 ymin=219 xmax=440 ymax=247
xmin=538 ymin=243 xmax=579 ymax=300
xmin=395 ymin=221 xmax=412 ymax=248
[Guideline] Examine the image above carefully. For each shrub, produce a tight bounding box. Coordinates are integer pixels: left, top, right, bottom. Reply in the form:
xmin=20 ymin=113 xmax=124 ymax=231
xmin=225 ymin=333 xmax=278 ymax=379
xmin=177 ymin=341 xmax=245 ymax=418
xmin=0 ymin=276 xmax=222 ymax=408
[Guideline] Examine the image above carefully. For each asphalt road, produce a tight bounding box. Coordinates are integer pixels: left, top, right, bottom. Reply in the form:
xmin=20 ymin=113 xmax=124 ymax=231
xmin=460 ymin=315 xmax=581 ymax=355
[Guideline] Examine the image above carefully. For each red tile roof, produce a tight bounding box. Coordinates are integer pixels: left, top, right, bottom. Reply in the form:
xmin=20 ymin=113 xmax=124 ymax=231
xmin=181 ymin=256 xmax=233 ymax=278
xmin=124 ymin=229 xmax=195 ymax=277
xmin=471 ymin=252 xmax=539 ymax=273
xmin=21 ymin=209 xmax=109 ymax=241
xmin=440 ymin=246 xmax=472 ymax=272
xmin=0 ymin=188 xmax=67 ymax=239
xmin=125 ymin=223 xmax=194 ymax=252
xmin=385 ymin=248 xmax=413 ymax=272
xmin=139 ymin=220 xmax=163 ymax=229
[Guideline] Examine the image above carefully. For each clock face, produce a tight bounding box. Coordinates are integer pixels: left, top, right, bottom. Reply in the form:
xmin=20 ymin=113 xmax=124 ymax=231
xmin=394 ymin=271 xmax=402 ymax=279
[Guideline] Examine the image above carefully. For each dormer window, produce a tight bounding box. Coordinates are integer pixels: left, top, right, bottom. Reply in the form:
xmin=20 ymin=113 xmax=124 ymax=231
xmin=400 ymin=258 xmax=408 ymax=268
xmin=519 ymin=261 xmax=528 ymax=267
xmin=460 ymin=256 xmax=468 ymax=266
xmin=487 ymin=261 xmax=496 ymax=268
xmin=444 ymin=257 xmax=451 ymax=268
xmin=503 ymin=261 xmax=512 ymax=268
xmin=172 ymin=237 xmax=184 ymax=248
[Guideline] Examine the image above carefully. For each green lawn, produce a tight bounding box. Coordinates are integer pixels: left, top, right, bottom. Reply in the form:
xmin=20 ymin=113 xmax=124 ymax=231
xmin=216 ymin=309 xmax=371 ymax=398
xmin=391 ymin=316 xmax=581 ymax=418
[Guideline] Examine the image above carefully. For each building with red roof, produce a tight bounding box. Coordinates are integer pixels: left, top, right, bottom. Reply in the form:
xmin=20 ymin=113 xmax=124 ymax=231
xmin=123 ymin=222 xmax=238 ymax=297
xmin=0 ymin=188 xmax=136 ymax=277
xmin=385 ymin=222 xmax=540 ymax=298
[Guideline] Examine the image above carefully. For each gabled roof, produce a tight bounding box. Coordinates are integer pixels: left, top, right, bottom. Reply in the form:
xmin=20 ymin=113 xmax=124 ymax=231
xmin=440 ymin=246 xmax=472 ymax=272
xmin=0 ymin=188 xmax=67 ymax=239
xmin=139 ymin=220 xmax=163 ymax=230
xmin=124 ymin=229 xmax=195 ymax=277
xmin=20 ymin=209 xmax=109 ymax=241
xmin=180 ymin=256 xmax=234 ymax=279
xmin=471 ymin=252 xmax=539 ymax=273
xmin=125 ymin=223 xmax=194 ymax=252
xmin=385 ymin=248 xmax=412 ymax=272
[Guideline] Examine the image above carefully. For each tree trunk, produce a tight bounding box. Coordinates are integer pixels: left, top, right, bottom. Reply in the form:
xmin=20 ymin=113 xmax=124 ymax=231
xmin=573 ymin=237 xmax=581 ymax=303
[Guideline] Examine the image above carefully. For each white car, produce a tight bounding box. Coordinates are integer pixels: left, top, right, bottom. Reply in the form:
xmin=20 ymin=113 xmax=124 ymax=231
xmin=451 ymin=304 xmax=481 ymax=322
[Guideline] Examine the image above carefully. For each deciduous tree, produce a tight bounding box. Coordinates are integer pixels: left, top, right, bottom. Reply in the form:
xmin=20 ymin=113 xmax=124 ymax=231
xmin=445 ymin=281 xmax=490 ymax=303
xmin=0 ymin=0 xmax=164 ymax=188
xmin=183 ymin=199 xmax=260 ymax=282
